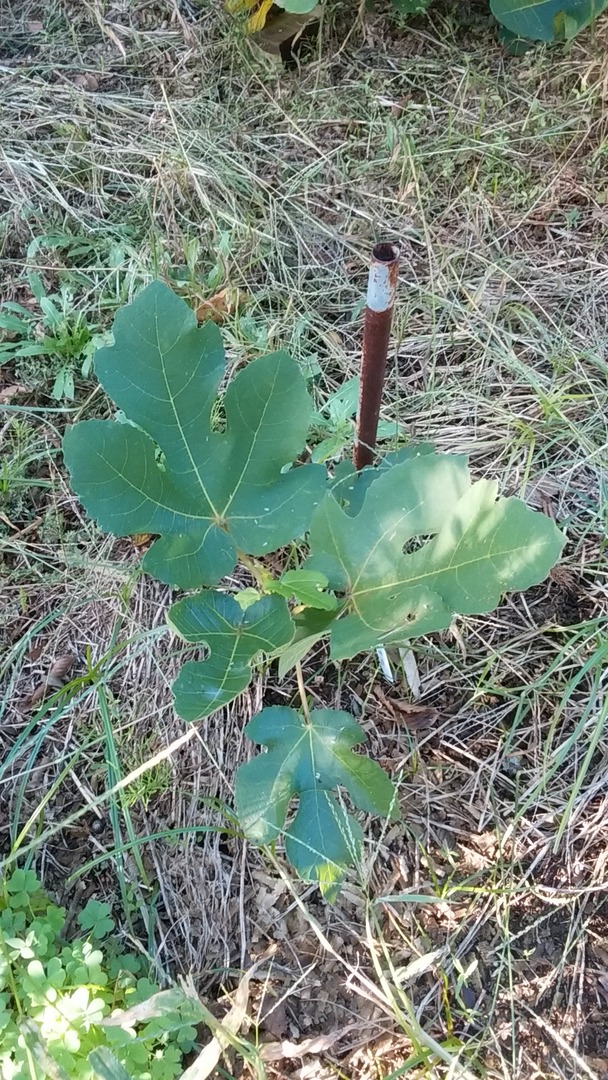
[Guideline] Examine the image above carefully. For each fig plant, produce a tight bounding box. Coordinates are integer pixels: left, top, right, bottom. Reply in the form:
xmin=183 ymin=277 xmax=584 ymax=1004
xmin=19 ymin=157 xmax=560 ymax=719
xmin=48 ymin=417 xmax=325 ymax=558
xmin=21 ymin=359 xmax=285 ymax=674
xmin=63 ymin=282 xmax=564 ymax=896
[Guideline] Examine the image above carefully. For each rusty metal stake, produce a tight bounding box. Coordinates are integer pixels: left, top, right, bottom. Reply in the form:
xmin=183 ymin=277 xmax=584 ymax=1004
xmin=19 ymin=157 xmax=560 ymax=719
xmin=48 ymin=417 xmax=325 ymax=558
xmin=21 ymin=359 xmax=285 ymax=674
xmin=354 ymin=242 xmax=401 ymax=471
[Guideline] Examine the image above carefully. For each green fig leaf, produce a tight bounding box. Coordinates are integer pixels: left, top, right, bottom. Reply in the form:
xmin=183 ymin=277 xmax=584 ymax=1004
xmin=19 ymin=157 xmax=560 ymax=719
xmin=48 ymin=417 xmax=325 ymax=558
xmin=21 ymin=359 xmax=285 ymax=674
xmin=306 ymin=452 xmax=565 ymax=660
xmin=268 ymin=568 xmax=338 ymax=611
xmin=274 ymin=605 xmax=340 ymax=679
xmin=275 ymin=0 xmax=319 ymax=12
xmin=328 ymin=443 xmax=436 ymax=516
xmin=235 ymin=706 xmax=398 ymax=893
xmin=63 ymin=281 xmax=325 ymax=589
xmin=490 ymin=0 xmax=607 ymax=41
xmin=169 ymin=591 xmax=294 ymax=721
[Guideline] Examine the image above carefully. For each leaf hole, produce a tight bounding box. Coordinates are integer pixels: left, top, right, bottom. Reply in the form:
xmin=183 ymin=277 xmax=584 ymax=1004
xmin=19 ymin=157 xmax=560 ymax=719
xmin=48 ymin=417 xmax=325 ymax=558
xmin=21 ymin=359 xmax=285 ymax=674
xmin=402 ymin=534 xmax=433 ymax=555
xmin=210 ymin=397 xmax=226 ymax=433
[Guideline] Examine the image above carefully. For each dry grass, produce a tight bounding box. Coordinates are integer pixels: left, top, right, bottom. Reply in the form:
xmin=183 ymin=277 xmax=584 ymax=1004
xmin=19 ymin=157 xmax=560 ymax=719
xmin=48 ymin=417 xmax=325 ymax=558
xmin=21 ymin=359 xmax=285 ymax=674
xmin=1 ymin=0 xmax=607 ymax=1076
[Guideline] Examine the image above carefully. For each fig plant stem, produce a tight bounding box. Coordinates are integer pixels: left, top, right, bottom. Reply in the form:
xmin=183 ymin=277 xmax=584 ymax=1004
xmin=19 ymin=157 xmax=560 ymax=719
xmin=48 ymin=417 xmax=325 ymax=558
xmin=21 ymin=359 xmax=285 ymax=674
xmin=295 ymin=661 xmax=311 ymax=724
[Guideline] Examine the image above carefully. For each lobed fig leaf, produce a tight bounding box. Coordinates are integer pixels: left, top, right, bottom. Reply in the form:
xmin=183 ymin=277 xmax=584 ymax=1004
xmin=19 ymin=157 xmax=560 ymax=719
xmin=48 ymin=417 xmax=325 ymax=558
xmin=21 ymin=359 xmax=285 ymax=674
xmin=306 ymin=452 xmax=565 ymax=660
xmin=63 ymin=281 xmax=325 ymax=589
xmin=169 ymin=591 xmax=294 ymax=721
xmin=235 ymin=706 xmax=398 ymax=894
xmin=490 ymin=0 xmax=608 ymax=40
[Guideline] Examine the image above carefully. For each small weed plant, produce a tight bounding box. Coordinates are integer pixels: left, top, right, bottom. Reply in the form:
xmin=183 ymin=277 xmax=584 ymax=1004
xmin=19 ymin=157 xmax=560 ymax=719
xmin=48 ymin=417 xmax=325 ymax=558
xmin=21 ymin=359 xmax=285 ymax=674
xmin=310 ymin=375 xmax=402 ymax=463
xmin=0 ymin=869 xmax=199 ymax=1079
xmin=63 ymin=282 xmax=564 ymax=897
xmin=0 ymin=274 xmax=99 ymax=401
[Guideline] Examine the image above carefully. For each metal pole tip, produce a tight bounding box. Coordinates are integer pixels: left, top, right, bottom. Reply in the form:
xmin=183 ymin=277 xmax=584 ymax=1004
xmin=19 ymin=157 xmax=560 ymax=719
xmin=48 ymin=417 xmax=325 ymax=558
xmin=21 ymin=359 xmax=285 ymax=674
xmin=372 ymin=242 xmax=400 ymax=265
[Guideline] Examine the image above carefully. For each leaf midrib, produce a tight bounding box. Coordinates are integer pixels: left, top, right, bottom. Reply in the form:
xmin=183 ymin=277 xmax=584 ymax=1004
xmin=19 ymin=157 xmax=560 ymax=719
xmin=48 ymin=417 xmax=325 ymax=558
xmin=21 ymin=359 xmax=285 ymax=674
xmin=154 ymin=312 xmax=287 ymax=525
xmin=154 ymin=306 xmax=222 ymax=520
xmin=349 ymin=533 xmax=547 ymax=613
xmin=94 ymin=447 xmax=303 ymax=527
xmin=221 ymin=363 xmax=282 ymax=519
xmin=178 ymin=602 xmax=291 ymax=713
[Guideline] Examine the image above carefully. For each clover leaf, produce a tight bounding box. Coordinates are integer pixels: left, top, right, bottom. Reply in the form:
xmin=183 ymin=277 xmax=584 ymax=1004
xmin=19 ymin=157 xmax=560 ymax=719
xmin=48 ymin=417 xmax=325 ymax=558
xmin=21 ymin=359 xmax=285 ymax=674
xmin=5 ymin=933 xmax=37 ymax=961
xmin=0 ymin=872 xmax=192 ymax=1078
xmin=77 ymin=900 xmax=115 ymax=940
xmin=63 ymin=281 xmax=326 ymax=589
xmin=5 ymin=869 xmax=40 ymax=909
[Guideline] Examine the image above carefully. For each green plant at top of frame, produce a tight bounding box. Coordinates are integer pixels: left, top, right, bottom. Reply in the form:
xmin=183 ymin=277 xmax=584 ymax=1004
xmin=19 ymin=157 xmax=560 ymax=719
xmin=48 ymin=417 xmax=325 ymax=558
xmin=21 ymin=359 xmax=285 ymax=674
xmin=229 ymin=0 xmax=608 ymax=48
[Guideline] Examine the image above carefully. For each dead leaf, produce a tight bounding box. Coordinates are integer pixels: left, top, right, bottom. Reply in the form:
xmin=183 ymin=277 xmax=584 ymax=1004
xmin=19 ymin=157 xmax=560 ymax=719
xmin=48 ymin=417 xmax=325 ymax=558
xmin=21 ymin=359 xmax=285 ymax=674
xmin=253 ymin=5 xmax=322 ymax=54
xmin=584 ymin=1058 xmax=608 ymax=1077
xmin=47 ymin=654 xmax=75 ymax=687
xmin=28 ymin=683 xmax=51 ymax=707
xmin=260 ymin=997 xmax=289 ymax=1039
xmin=391 ymin=701 xmax=439 ymax=729
xmin=130 ymin=532 xmax=154 ymax=549
xmin=374 ymin=687 xmax=438 ymax=730
xmin=460 ymin=986 xmax=479 ymax=1009
xmin=0 ymin=385 xmax=28 ymax=404
xmin=26 ymin=20 xmax=44 ymax=32
xmin=178 ymin=961 xmax=263 ymax=1080
xmin=195 ymin=287 xmax=244 ymax=324
xmin=592 ymin=944 xmax=608 ymax=966
xmin=28 ymin=654 xmax=75 ymax=706
xmin=247 ymin=0 xmax=273 ymax=32
xmin=73 ymin=73 xmax=99 ymax=92
xmin=260 ymin=1026 xmax=356 ymax=1061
